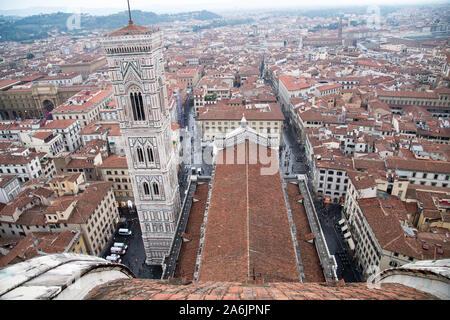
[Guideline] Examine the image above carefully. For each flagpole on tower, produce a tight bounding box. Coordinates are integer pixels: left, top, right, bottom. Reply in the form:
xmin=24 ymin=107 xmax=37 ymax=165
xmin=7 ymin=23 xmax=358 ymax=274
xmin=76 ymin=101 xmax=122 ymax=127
xmin=127 ymin=0 xmax=133 ymax=24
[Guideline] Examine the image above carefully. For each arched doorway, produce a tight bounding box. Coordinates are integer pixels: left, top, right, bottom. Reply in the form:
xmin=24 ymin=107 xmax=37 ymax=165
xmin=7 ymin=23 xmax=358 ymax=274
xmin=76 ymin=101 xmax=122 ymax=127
xmin=42 ymin=100 xmax=54 ymax=119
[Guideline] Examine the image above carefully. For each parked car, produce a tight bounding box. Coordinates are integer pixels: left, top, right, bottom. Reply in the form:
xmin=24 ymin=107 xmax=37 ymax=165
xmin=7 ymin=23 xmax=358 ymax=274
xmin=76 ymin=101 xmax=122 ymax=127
xmin=113 ymin=242 xmax=128 ymax=250
xmin=118 ymin=228 xmax=132 ymax=236
xmin=110 ymin=246 xmax=126 ymax=255
xmin=105 ymin=255 xmax=121 ymax=264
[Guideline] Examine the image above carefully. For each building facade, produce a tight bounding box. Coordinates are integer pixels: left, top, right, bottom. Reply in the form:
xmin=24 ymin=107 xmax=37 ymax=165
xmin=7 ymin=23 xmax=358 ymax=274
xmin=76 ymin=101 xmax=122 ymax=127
xmin=0 ymin=80 xmax=82 ymax=120
xmin=102 ymin=21 xmax=181 ymax=265
xmin=51 ymin=90 xmax=112 ymax=128
xmin=0 ymin=175 xmax=21 ymax=204
xmin=39 ymin=119 xmax=82 ymax=153
xmin=99 ymin=154 xmax=134 ymax=206
xmin=0 ymin=149 xmax=43 ymax=183
xmin=197 ymin=103 xmax=284 ymax=143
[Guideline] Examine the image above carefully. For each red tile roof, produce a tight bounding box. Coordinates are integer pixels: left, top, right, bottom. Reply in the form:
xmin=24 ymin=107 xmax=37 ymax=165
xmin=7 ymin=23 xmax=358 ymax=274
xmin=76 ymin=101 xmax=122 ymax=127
xmin=86 ymin=279 xmax=438 ymax=300
xmin=99 ymin=155 xmax=128 ymax=169
xmin=279 ymin=75 xmax=316 ymax=91
xmin=0 ymin=230 xmax=79 ymax=267
xmin=53 ymin=90 xmax=111 ymax=114
xmin=198 ymin=142 xmax=299 ymax=283
xmin=32 ymin=131 xmax=54 ymax=141
xmin=198 ymin=103 xmax=284 ymax=121
xmin=386 ymin=157 xmax=450 ymax=174
xmin=377 ymin=90 xmax=438 ymax=99
xmin=286 ymin=183 xmax=326 ymax=282
xmin=108 ymin=22 xmax=153 ymax=37
xmin=40 ymin=119 xmax=77 ymax=130
xmin=174 ymin=183 xmax=209 ymax=280
xmin=316 ymin=83 xmax=342 ymax=92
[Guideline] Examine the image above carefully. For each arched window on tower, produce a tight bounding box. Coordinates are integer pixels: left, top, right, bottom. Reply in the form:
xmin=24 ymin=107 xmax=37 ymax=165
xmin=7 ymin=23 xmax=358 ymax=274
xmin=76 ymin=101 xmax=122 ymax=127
xmin=143 ymin=182 xmax=150 ymax=195
xmin=152 ymin=182 xmax=160 ymax=196
xmin=137 ymin=147 xmax=144 ymax=163
xmin=147 ymin=147 xmax=155 ymax=163
xmin=129 ymin=87 xmax=145 ymax=121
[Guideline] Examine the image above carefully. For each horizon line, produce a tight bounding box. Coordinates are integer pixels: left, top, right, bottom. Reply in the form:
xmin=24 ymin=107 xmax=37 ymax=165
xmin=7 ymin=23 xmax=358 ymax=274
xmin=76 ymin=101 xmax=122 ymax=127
xmin=0 ymin=1 xmax=448 ymax=17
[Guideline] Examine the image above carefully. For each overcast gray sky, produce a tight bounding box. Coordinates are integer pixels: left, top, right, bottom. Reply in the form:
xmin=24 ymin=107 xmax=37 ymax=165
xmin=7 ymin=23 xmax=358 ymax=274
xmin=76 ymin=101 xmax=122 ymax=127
xmin=0 ymin=0 xmax=447 ymax=14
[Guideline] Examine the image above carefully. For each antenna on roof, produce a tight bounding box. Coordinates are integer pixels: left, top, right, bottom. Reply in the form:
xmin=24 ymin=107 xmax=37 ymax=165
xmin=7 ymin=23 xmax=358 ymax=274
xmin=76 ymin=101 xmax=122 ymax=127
xmin=127 ymin=0 xmax=133 ymax=24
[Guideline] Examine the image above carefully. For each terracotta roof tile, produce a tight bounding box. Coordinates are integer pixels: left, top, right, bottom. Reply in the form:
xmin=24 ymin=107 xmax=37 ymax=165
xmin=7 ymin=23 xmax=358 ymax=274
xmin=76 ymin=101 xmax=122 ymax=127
xmin=198 ymin=103 xmax=284 ymax=121
xmin=86 ymin=279 xmax=438 ymax=300
xmin=198 ymin=142 xmax=299 ymax=283
xmin=286 ymin=183 xmax=326 ymax=282
xmin=108 ymin=22 xmax=155 ymax=37
xmin=99 ymin=155 xmax=128 ymax=169
xmin=174 ymin=183 xmax=209 ymax=280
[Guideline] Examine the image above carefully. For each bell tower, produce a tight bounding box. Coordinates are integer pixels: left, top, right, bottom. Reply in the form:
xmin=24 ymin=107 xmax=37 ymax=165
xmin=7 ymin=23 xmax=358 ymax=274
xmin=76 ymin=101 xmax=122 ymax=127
xmin=101 ymin=4 xmax=181 ymax=265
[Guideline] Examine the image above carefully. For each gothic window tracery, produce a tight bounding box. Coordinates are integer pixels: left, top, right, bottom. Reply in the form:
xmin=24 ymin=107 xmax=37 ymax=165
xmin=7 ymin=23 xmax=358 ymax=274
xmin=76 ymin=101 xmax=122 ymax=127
xmin=152 ymin=182 xmax=160 ymax=196
xmin=137 ymin=146 xmax=144 ymax=163
xmin=147 ymin=147 xmax=155 ymax=163
xmin=129 ymin=86 xmax=145 ymax=121
xmin=143 ymin=182 xmax=150 ymax=195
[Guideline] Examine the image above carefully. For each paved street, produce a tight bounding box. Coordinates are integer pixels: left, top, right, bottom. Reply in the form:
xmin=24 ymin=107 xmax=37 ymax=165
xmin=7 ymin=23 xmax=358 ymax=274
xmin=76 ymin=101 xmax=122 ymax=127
xmin=315 ymin=202 xmax=362 ymax=282
xmin=102 ymin=208 xmax=162 ymax=279
xmin=181 ymin=99 xmax=213 ymax=176
xmin=280 ymin=120 xmax=307 ymax=175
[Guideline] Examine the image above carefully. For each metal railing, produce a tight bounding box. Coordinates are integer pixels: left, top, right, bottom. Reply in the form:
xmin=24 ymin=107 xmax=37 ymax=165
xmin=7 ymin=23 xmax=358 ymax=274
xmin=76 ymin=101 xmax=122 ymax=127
xmin=193 ymin=168 xmax=216 ymax=281
xmin=161 ymin=177 xmax=197 ymax=279
xmin=282 ymin=179 xmax=306 ymax=283
xmin=295 ymin=174 xmax=338 ymax=281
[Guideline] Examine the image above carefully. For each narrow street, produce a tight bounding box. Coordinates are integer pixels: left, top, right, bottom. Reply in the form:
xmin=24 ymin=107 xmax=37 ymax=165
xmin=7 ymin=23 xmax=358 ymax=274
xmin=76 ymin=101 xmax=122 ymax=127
xmin=181 ymin=98 xmax=213 ymax=176
xmin=280 ymin=120 xmax=307 ymax=175
xmin=315 ymin=203 xmax=362 ymax=282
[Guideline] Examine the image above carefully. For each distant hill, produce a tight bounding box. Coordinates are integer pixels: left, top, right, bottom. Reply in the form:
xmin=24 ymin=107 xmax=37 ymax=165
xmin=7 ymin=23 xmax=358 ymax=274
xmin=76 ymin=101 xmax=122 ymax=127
xmin=0 ymin=10 xmax=221 ymax=42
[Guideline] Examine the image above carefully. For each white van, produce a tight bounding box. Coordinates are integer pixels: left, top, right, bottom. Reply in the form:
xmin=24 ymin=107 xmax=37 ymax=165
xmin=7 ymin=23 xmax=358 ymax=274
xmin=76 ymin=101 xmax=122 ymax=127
xmin=110 ymin=246 xmax=126 ymax=255
xmin=105 ymin=255 xmax=121 ymax=263
xmin=113 ymin=242 xmax=128 ymax=250
xmin=118 ymin=228 xmax=132 ymax=236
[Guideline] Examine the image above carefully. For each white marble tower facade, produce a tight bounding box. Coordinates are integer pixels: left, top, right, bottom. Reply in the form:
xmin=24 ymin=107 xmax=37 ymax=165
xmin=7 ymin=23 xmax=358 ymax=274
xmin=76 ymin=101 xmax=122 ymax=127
xmin=101 ymin=21 xmax=181 ymax=265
